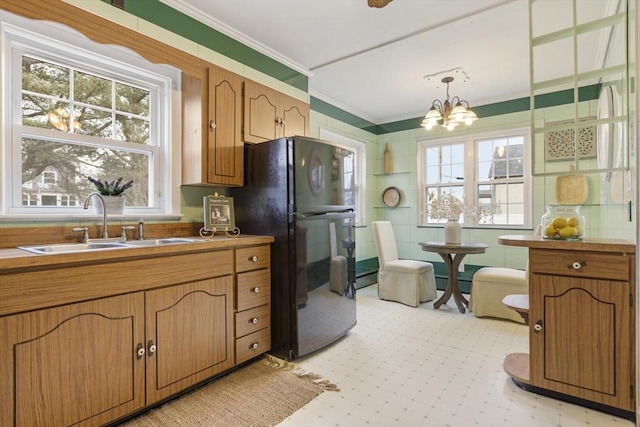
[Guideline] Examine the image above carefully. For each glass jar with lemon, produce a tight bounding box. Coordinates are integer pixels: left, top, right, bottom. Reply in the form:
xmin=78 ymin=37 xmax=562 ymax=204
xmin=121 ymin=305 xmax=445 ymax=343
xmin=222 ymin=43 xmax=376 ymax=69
xmin=541 ymin=205 xmax=585 ymax=240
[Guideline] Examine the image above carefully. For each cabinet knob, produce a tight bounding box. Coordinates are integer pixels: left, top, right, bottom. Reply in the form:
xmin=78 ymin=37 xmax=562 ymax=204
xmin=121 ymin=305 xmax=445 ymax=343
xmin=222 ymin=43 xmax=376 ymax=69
xmin=250 ymin=342 xmax=259 ymax=350
xmin=148 ymin=340 xmax=157 ymax=355
xmin=250 ymin=255 xmax=258 ymax=262
xmin=251 ymin=317 xmax=259 ymax=324
xmin=252 ymin=287 xmax=260 ymax=293
xmin=533 ymin=322 xmax=543 ymax=332
xmin=209 ymin=121 xmax=217 ymax=131
xmin=568 ymin=261 xmax=586 ymax=270
xmin=136 ymin=343 xmax=146 ymax=359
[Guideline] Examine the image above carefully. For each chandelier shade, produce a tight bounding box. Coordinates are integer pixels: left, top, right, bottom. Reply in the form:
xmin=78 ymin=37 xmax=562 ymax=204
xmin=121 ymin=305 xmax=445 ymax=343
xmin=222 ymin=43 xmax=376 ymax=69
xmin=422 ymin=76 xmax=477 ymax=131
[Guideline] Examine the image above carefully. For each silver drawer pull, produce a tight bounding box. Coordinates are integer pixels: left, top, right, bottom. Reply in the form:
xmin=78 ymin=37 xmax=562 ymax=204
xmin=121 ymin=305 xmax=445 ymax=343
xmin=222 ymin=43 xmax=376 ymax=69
xmin=252 ymin=287 xmax=260 ymax=293
xmin=250 ymin=256 xmax=258 ymax=262
xmin=569 ymin=261 xmax=586 ymax=270
xmin=250 ymin=342 xmax=259 ymax=350
xmin=251 ymin=317 xmax=259 ymax=324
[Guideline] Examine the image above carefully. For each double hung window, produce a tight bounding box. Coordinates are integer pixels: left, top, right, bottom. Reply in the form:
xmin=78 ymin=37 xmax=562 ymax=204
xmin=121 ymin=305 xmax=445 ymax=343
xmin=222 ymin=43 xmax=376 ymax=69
xmin=1 ymin=14 xmax=179 ymax=217
xmin=418 ymin=128 xmax=531 ymax=228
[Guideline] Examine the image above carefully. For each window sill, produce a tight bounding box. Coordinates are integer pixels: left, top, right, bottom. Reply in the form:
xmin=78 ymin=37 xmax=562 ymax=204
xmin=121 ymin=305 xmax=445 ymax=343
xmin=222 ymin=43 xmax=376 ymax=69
xmin=0 ymin=213 xmax=184 ymax=223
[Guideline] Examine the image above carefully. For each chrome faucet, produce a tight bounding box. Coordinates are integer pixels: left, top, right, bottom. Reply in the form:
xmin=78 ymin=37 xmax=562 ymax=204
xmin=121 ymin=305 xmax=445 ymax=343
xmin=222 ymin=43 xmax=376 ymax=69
xmin=137 ymin=219 xmax=145 ymax=240
xmin=83 ymin=192 xmax=109 ymax=238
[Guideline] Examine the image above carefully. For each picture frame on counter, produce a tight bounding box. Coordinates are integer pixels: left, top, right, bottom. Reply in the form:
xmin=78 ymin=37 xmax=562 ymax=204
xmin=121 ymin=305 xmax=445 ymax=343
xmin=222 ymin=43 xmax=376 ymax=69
xmin=203 ymin=193 xmax=236 ymax=232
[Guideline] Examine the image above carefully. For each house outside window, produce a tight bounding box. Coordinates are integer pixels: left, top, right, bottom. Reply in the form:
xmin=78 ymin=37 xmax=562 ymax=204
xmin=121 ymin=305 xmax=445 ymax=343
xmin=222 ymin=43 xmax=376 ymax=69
xmin=418 ymin=127 xmax=531 ymax=228
xmin=1 ymin=12 xmax=180 ymax=217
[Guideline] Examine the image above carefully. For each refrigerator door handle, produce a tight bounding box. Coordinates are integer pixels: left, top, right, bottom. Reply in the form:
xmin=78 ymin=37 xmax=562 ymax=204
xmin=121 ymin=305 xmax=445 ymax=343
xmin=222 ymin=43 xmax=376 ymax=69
xmin=297 ymin=208 xmax=354 ymax=218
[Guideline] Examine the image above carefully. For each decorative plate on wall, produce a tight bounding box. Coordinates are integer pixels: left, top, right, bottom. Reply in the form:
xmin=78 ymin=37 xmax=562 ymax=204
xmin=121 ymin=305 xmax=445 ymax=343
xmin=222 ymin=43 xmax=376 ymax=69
xmin=382 ymin=186 xmax=401 ymax=207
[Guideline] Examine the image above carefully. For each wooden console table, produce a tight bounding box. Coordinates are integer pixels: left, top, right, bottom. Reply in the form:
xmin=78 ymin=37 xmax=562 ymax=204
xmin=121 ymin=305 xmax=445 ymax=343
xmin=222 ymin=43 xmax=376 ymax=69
xmin=499 ymin=235 xmax=636 ymax=421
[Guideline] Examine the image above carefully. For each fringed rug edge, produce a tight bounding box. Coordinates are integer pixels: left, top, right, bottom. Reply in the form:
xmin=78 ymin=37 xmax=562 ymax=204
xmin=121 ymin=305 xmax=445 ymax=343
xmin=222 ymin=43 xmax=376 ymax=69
xmin=261 ymin=354 xmax=340 ymax=392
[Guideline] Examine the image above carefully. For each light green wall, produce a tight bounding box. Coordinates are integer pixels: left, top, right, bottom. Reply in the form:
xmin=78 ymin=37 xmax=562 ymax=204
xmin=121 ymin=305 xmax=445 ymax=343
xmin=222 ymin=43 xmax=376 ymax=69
xmin=312 ymin=100 xmax=636 ymax=270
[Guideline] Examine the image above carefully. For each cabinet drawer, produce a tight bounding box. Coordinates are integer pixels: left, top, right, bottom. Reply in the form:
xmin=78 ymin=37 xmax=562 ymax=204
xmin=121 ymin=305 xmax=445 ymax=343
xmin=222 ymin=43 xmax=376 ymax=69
xmin=236 ymin=304 xmax=270 ymax=338
xmin=236 ymin=245 xmax=270 ymax=273
xmin=236 ymin=327 xmax=271 ymax=364
xmin=530 ymin=250 xmax=629 ymax=281
xmin=237 ymin=269 xmax=271 ymax=311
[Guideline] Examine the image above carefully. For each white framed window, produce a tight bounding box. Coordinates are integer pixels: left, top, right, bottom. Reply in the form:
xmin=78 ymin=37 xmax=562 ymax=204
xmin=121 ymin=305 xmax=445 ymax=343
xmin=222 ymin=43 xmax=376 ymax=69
xmin=418 ymin=127 xmax=531 ymax=228
xmin=1 ymin=12 xmax=181 ymax=218
xmin=319 ymin=128 xmax=366 ymax=226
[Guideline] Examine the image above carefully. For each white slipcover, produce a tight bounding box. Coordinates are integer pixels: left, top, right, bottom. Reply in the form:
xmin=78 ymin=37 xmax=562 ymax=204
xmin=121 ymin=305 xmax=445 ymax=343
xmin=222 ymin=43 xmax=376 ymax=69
xmin=372 ymin=221 xmax=437 ymax=307
xmin=471 ymin=267 xmax=527 ymax=323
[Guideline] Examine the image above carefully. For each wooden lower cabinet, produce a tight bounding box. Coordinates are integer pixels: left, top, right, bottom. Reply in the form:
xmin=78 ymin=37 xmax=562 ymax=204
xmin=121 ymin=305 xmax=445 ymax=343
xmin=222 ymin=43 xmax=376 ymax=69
xmin=529 ymin=249 xmax=634 ymax=412
xmin=0 ymin=293 xmax=146 ymax=427
xmin=235 ymin=245 xmax=272 ymax=364
xmin=500 ymin=237 xmax=636 ymax=418
xmin=145 ymin=276 xmax=235 ymax=403
xmin=0 ymin=241 xmax=273 ymax=426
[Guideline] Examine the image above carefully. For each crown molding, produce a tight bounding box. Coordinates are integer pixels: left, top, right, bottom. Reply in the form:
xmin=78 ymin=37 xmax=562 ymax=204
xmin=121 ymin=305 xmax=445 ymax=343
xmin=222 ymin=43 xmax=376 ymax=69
xmin=158 ymin=0 xmax=312 ymax=77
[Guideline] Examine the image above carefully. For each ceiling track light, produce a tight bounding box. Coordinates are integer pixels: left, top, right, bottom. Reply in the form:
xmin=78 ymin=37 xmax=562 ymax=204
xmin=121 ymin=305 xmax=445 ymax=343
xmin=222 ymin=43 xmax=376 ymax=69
xmin=422 ymin=76 xmax=477 ymax=131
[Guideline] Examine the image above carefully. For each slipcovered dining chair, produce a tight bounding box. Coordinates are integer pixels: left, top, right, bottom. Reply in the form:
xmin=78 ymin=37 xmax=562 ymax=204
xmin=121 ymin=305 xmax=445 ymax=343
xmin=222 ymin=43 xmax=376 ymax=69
xmin=372 ymin=221 xmax=437 ymax=307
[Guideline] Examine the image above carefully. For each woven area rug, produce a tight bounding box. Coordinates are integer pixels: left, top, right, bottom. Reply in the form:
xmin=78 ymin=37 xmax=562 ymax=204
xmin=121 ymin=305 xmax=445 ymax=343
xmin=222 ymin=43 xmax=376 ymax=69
xmin=118 ymin=355 xmax=338 ymax=427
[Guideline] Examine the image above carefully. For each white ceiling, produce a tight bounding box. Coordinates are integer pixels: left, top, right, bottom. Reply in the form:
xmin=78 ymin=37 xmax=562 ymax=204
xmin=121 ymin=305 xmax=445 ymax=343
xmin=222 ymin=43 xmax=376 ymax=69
xmin=162 ymin=0 xmax=616 ymax=124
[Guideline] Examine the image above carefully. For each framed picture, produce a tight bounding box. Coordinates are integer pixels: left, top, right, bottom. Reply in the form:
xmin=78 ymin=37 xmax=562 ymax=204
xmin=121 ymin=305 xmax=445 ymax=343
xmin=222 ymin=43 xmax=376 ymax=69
xmin=203 ymin=194 xmax=235 ymax=231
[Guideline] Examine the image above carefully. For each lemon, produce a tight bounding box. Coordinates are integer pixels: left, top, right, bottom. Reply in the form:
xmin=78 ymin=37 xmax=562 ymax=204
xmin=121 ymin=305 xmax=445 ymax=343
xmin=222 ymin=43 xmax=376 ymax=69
xmin=551 ymin=217 xmax=567 ymax=229
xmin=575 ymin=225 xmax=584 ymax=237
xmin=544 ymin=224 xmax=557 ymax=237
xmin=558 ymin=226 xmax=577 ymax=238
xmin=567 ymin=216 xmax=580 ymax=227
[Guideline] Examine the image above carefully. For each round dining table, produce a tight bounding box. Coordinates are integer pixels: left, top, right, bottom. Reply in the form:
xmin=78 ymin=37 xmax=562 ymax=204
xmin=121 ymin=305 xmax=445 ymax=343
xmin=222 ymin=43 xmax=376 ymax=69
xmin=419 ymin=241 xmax=488 ymax=313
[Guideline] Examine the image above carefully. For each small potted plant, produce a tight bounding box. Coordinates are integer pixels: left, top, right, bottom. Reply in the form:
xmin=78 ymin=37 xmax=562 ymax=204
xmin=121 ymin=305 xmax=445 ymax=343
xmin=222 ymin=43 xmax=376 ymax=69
xmin=87 ymin=176 xmax=133 ymax=215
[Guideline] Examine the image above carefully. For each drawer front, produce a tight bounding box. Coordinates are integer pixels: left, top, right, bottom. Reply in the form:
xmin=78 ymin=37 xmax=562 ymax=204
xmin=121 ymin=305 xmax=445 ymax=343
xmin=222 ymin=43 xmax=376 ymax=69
xmin=530 ymin=249 xmax=629 ymax=281
xmin=236 ymin=304 xmax=270 ymax=338
xmin=236 ymin=327 xmax=271 ymax=364
xmin=236 ymin=245 xmax=270 ymax=273
xmin=237 ymin=269 xmax=271 ymax=311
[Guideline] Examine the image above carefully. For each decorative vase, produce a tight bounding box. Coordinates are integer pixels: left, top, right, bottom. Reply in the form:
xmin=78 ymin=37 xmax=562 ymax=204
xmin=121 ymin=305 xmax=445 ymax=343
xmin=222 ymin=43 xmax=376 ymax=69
xmin=444 ymin=218 xmax=462 ymax=244
xmin=93 ymin=196 xmax=125 ymax=215
xmin=383 ymin=143 xmax=392 ymax=174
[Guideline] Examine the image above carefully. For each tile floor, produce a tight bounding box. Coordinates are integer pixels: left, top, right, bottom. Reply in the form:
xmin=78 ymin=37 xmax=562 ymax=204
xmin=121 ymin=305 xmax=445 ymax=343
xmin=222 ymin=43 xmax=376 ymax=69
xmin=278 ymin=284 xmax=635 ymax=427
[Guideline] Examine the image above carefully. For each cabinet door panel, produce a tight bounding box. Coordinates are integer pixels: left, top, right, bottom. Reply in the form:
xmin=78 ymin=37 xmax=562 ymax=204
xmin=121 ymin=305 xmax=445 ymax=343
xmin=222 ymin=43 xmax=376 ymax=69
xmin=0 ymin=294 xmax=145 ymax=427
xmin=244 ymin=82 xmax=279 ymax=143
xmin=530 ymin=274 xmax=632 ymax=410
xmin=281 ymin=95 xmax=309 ymax=138
xmin=208 ymin=66 xmax=243 ymax=185
xmin=145 ymin=276 xmax=234 ymax=403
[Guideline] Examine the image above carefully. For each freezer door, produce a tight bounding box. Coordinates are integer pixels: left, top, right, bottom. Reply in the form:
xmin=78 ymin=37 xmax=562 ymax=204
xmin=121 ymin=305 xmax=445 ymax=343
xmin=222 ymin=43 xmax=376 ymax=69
xmin=293 ymin=136 xmax=356 ymax=214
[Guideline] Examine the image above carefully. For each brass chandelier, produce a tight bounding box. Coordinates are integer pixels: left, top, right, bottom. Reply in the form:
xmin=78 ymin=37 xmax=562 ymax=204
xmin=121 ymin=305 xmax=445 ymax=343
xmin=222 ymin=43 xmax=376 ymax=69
xmin=422 ymin=76 xmax=477 ymax=131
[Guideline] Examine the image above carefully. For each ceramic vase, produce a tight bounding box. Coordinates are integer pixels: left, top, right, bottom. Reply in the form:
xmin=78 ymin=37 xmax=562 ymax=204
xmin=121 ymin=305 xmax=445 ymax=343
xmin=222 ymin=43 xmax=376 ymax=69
xmin=383 ymin=143 xmax=392 ymax=174
xmin=93 ymin=196 xmax=125 ymax=215
xmin=444 ymin=218 xmax=461 ymax=244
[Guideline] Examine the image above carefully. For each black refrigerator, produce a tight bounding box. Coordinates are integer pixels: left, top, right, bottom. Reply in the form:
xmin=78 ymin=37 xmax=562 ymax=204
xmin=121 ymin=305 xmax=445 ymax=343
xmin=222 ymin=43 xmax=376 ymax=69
xmin=231 ymin=136 xmax=357 ymax=361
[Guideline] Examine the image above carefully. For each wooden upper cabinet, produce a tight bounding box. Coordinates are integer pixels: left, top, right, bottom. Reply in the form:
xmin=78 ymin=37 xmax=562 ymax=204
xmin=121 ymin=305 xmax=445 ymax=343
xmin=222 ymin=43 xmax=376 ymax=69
xmin=182 ymin=63 xmax=244 ymax=187
xmin=244 ymin=80 xmax=309 ymax=143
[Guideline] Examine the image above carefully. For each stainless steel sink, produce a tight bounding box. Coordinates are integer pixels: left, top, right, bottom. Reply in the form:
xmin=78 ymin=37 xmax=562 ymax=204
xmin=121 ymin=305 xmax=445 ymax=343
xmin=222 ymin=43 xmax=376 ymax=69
xmin=19 ymin=242 xmax=129 ymax=254
xmin=18 ymin=237 xmax=204 ymax=254
xmin=123 ymin=238 xmax=202 ymax=246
